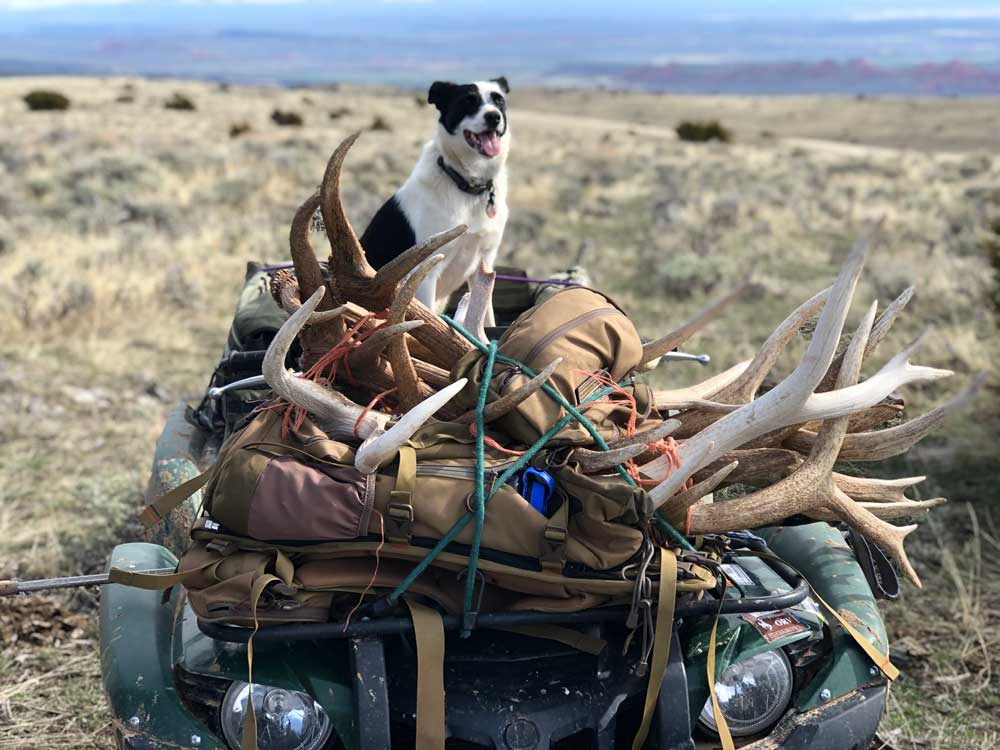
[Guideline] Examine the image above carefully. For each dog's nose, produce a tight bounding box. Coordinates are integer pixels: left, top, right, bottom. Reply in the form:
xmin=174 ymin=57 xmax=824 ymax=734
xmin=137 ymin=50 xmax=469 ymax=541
xmin=484 ymin=111 xmax=501 ymax=128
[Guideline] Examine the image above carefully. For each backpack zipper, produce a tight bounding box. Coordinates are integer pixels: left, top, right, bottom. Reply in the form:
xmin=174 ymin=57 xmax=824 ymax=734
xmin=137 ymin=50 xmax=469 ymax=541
xmin=521 ymin=307 xmax=622 ymax=368
xmin=415 ymin=461 xmax=518 ymax=481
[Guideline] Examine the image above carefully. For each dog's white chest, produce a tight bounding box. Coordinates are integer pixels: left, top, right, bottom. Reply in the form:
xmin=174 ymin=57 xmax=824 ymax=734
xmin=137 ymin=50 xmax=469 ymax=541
xmin=396 ymin=152 xmax=508 ymax=308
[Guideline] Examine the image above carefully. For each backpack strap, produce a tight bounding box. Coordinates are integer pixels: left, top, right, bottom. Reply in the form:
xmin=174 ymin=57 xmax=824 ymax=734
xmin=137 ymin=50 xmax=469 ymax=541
xmin=108 ymin=559 xmax=218 ymax=589
xmin=495 ymin=623 xmax=606 ymax=655
xmin=540 ymin=498 xmax=569 ymax=573
xmin=139 ymin=468 xmax=213 ymax=528
xmin=405 ymin=598 xmax=446 ymax=750
xmin=387 ymin=445 xmax=418 ymax=544
xmin=631 ymin=546 xmax=677 ymax=750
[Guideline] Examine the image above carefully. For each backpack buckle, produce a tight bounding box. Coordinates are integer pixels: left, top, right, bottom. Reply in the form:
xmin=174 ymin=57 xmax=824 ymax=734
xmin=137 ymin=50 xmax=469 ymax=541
xmin=387 ymin=502 xmax=415 ymax=543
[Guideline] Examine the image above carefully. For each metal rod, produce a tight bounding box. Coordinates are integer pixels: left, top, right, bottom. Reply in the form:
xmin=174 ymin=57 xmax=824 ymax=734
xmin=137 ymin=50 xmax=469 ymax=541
xmin=0 ymin=568 xmax=176 ymax=597
xmin=207 ymin=374 xmax=271 ymax=399
xmin=197 ymin=576 xmax=810 ymax=644
xmin=660 ymin=351 xmax=711 ymax=365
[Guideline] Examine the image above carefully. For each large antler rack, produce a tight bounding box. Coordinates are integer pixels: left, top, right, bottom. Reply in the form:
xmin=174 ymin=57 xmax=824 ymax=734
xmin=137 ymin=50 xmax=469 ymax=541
xmin=634 ymin=222 xmax=985 ymax=587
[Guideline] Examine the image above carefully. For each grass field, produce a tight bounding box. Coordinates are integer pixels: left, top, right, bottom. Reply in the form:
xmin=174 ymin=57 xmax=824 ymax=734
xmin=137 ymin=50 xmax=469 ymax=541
xmin=0 ymin=76 xmax=997 ymax=749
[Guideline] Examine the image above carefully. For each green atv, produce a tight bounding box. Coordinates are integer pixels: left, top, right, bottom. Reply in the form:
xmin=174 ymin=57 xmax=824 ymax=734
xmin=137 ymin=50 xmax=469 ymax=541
xmin=99 ymin=264 xmax=895 ymax=750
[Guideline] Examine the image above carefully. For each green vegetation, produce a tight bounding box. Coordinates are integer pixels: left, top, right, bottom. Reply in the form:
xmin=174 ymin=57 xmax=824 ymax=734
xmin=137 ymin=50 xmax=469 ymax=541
xmin=369 ymin=114 xmax=392 ymax=131
xmin=271 ymin=108 xmax=303 ymax=126
xmin=229 ymin=121 xmax=252 ymax=138
xmin=982 ymin=215 xmax=1000 ymax=313
xmin=23 ymin=90 xmax=70 ymax=111
xmin=164 ymin=92 xmax=196 ymax=111
xmin=675 ymin=119 xmax=732 ymax=143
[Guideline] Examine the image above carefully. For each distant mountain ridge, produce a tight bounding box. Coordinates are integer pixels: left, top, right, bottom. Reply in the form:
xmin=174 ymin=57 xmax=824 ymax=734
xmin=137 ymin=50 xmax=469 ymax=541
xmin=543 ymin=59 xmax=1000 ymax=96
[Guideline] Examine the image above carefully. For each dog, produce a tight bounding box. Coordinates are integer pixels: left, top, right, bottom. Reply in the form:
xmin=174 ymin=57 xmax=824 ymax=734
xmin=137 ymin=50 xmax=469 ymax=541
xmin=360 ymin=77 xmax=511 ymax=312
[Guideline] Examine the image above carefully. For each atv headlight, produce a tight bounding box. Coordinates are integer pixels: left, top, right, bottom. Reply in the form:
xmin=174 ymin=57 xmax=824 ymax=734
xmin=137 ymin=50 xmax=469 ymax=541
xmin=699 ymin=648 xmax=793 ymax=737
xmin=221 ymin=681 xmax=332 ymax=750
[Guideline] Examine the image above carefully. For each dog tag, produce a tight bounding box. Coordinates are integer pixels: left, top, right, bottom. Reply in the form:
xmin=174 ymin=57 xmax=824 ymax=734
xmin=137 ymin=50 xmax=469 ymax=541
xmin=486 ymin=186 xmax=497 ymax=218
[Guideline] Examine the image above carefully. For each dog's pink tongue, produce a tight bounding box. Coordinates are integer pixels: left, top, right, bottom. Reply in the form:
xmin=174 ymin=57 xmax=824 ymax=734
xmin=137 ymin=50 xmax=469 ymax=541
xmin=480 ymin=132 xmax=501 ymax=157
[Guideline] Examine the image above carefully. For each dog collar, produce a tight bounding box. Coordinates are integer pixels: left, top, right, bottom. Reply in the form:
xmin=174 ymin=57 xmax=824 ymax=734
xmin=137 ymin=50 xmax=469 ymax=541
xmin=437 ymin=156 xmax=497 ymax=218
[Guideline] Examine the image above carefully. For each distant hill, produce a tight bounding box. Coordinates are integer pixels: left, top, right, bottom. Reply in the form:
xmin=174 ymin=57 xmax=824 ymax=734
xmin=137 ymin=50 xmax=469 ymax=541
xmin=542 ymin=60 xmax=1000 ymax=96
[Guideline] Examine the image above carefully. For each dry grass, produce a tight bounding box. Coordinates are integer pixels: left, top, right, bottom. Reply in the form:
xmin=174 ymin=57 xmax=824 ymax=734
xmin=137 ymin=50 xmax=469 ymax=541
xmin=0 ymin=76 xmax=997 ymax=749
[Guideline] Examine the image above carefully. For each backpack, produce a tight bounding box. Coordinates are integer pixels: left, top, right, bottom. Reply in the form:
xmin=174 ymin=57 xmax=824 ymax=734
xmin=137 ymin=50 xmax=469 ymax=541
xmin=451 ymin=286 xmax=657 ymax=446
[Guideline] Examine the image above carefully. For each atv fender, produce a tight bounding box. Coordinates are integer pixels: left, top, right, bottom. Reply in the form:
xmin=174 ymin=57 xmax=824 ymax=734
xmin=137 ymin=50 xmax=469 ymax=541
xmin=100 ymin=542 xmax=224 ymax=750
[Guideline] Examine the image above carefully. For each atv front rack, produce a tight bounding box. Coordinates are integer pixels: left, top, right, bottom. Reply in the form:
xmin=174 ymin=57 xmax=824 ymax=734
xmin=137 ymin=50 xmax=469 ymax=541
xmin=197 ymin=571 xmax=809 ymax=643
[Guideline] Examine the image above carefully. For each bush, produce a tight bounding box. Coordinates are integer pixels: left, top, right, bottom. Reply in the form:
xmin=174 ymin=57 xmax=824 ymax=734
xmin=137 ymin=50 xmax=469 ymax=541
xmin=328 ymin=106 xmax=351 ymax=120
xmin=369 ymin=115 xmax=392 ymax=132
xmin=229 ymin=121 xmax=252 ymax=138
xmin=164 ymin=93 xmax=196 ymax=111
xmin=271 ymin=109 xmax=303 ymax=127
xmin=23 ymin=90 xmax=70 ymax=111
xmin=984 ymin=216 xmax=1000 ymax=313
xmin=675 ymin=120 xmax=732 ymax=143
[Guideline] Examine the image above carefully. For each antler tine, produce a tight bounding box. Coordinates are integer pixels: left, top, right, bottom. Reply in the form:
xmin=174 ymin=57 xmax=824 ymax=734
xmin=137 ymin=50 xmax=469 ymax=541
xmin=712 ymin=286 xmax=831 ymax=404
xmin=355 ymin=378 xmax=468 ymax=473
xmin=808 ymin=497 xmax=946 ymax=522
xmin=262 ymin=287 xmax=390 ymax=440
xmin=654 ymin=360 xmax=751 ymax=408
xmin=460 ymin=262 xmax=496 ymax=345
xmin=373 ymin=225 xmax=468 ymax=292
xmin=289 ymin=190 xmax=331 ymax=308
xmin=454 ymin=293 xmax=471 ymax=333
xmin=658 ymin=399 xmax=739 ymax=414
xmin=692 ymin=448 xmax=802 ymax=488
xmin=661 ymin=461 xmax=739 ymax=527
xmin=606 ymin=419 xmax=681 ymax=449
xmin=321 ymin=132 xmax=375 ymax=282
xmin=818 ymin=285 xmax=915 ymax=392
xmin=573 ymin=443 xmax=647 ymax=472
xmin=668 ymin=288 xmax=831 ymax=439
xmin=386 ymin=254 xmax=445 ymax=409
xmin=645 ymin=222 xmax=881 ymax=504
xmin=455 ymin=358 xmax=563 ymax=425
xmin=348 ymin=320 xmax=425 ymax=371
xmin=801 ymin=396 xmax=904 ymax=434
xmin=787 ymin=371 xmax=986 ymax=461
xmin=638 ymin=280 xmax=752 ymax=368
xmin=797 ymin=329 xmax=953 ymax=423
xmin=272 ymin=278 xmax=350 ymax=325
xmin=832 ymin=473 xmax=926 ymax=503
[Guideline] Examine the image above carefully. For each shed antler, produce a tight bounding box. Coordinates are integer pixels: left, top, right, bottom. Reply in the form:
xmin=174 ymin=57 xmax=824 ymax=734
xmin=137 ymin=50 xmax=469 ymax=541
xmin=666 ymin=300 xmax=926 ymax=587
xmin=642 ymin=222 xmax=953 ymax=506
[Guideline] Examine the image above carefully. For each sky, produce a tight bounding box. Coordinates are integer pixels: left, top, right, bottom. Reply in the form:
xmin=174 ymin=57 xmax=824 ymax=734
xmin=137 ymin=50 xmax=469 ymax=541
xmin=1 ymin=0 xmax=999 ymax=19
xmin=1 ymin=0 xmax=998 ymax=89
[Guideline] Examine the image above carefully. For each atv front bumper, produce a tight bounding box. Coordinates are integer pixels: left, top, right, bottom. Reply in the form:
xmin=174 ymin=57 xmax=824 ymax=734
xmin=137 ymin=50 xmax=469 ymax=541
xmin=741 ymin=685 xmax=886 ymax=750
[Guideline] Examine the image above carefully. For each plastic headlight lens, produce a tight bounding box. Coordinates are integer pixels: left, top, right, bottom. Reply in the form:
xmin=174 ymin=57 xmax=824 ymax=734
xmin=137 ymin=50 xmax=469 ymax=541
xmin=699 ymin=648 xmax=794 ymax=737
xmin=221 ymin=681 xmax=332 ymax=750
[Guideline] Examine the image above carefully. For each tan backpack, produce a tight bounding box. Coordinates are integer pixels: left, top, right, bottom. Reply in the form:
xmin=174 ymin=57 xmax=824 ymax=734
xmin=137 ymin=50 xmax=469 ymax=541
xmin=451 ymin=286 xmax=657 ymax=446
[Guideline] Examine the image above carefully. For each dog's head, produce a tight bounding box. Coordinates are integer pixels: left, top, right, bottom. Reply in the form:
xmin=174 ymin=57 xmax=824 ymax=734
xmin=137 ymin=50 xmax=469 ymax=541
xmin=428 ymin=77 xmax=510 ymax=163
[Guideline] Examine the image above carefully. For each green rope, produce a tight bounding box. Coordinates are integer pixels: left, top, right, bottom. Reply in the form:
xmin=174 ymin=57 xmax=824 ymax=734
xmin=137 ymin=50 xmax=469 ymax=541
xmin=386 ymin=384 xmax=619 ymax=604
xmin=461 ymin=339 xmax=497 ymax=636
xmin=442 ymin=314 xmax=695 ymax=552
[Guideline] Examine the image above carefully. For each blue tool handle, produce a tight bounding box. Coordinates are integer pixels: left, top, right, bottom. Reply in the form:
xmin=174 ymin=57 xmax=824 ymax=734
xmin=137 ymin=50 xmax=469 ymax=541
xmin=520 ymin=468 xmax=555 ymax=516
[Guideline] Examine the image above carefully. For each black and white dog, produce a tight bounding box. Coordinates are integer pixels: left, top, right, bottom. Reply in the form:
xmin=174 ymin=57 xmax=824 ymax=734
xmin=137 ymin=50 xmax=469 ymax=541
xmin=360 ymin=77 xmax=510 ymax=312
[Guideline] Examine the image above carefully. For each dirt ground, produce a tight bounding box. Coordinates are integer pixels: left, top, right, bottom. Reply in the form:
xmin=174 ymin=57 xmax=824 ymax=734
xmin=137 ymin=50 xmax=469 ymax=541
xmin=0 ymin=76 xmax=997 ymax=749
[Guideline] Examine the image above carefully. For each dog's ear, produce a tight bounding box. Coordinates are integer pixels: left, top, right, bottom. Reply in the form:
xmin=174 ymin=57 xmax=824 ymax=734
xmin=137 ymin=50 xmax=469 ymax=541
xmin=428 ymin=81 xmax=457 ymax=111
xmin=491 ymin=76 xmax=510 ymax=94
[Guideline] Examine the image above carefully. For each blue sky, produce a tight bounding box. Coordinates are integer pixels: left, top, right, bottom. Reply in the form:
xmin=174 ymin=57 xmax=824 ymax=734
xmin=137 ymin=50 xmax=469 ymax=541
xmin=2 ymin=0 xmax=999 ymax=18
xmin=2 ymin=0 xmax=998 ymax=85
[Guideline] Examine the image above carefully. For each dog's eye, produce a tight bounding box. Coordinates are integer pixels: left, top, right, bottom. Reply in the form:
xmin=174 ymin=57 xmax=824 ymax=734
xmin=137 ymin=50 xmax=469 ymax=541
xmin=491 ymin=93 xmax=506 ymax=109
